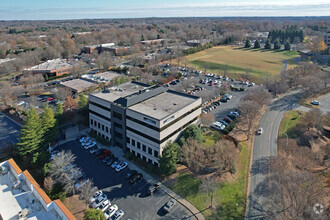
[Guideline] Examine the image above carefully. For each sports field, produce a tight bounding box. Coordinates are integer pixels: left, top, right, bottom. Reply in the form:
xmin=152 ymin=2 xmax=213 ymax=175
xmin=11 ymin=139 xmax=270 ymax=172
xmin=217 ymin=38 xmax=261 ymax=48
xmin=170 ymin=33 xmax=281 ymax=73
xmin=185 ymin=46 xmax=299 ymax=80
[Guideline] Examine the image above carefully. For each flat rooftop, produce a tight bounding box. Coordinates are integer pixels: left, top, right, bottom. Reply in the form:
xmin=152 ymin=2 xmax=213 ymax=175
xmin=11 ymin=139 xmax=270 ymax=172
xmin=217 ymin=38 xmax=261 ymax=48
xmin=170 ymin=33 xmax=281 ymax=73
xmin=91 ymin=81 xmax=150 ymax=102
xmin=25 ymin=58 xmax=74 ymax=71
xmin=91 ymin=71 xmax=121 ymax=81
xmin=61 ymin=79 xmax=97 ymax=92
xmin=129 ymin=90 xmax=199 ymax=120
xmin=0 ymin=169 xmax=59 ymax=220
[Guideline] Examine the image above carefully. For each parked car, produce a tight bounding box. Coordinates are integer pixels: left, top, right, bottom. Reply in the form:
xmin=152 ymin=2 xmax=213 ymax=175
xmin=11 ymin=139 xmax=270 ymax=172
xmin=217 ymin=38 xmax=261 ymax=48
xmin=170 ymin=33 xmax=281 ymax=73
xmin=211 ymin=121 xmax=226 ymax=131
xmin=219 ymin=120 xmax=229 ymax=126
xmin=130 ymin=173 xmax=143 ymax=184
xmin=104 ymin=205 xmax=118 ymax=219
xmin=103 ymin=155 xmax=113 ymax=163
xmin=257 ymin=127 xmax=263 ymax=135
xmin=220 ymin=97 xmax=227 ymax=102
xmin=310 ymin=100 xmax=320 ymax=105
xmin=97 ymin=199 xmax=111 ymax=212
xmin=99 ymin=150 xmax=112 ymax=159
xmin=115 ymin=162 xmax=128 ymax=172
xmin=89 ymin=190 xmax=103 ymax=204
xmin=126 ymin=170 xmax=138 ymax=179
xmin=224 ymin=94 xmax=232 ymax=100
xmin=95 ymin=149 xmax=105 ymax=156
xmin=111 ymin=210 xmax=124 ymax=220
xmin=85 ymin=142 xmax=96 ymax=149
xmin=147 ymin=184 xmax=159 ymax=195
xmin=92 ymin=194 xmax=108 ymax=208
xmin=90 ymin=146 xmax=100 ymax=154
xmin=224 ymin=116 xmax=233 ymax=123
xmin=18 ymin=101 xmax=26 ymax=106
xmin=164 ymin=199 xmax=177 ymax=213
xmin=111 ymin=160 xmax=120 ymax=169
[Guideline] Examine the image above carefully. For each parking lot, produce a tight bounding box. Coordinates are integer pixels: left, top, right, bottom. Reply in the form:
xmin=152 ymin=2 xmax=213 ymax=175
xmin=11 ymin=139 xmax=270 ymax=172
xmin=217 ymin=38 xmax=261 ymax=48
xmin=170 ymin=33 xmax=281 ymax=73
xmin=0 ymin=112 xmax=21 ymax=148
xmin=56 ymin=140 xmax=193 ymax=220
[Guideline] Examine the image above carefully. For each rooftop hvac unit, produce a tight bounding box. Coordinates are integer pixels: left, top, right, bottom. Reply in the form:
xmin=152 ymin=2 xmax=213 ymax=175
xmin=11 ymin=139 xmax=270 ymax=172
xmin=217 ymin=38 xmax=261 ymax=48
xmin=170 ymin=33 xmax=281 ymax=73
xmin=0 ymin=165 xmax=9 ymax=175
xmin=18 ymin=208 xmax=29 ymax=219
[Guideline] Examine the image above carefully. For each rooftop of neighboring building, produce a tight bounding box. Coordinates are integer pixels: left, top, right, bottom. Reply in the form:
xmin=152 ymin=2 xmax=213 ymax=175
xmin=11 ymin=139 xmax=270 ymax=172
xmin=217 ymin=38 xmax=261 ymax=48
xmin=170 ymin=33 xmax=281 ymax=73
xmin=24 ymin=58 xmax=76 ymax=71
xmin=128 ymin=90 xmax=200 ymax=120
xmin=60 ymin=78 xmax=97 ymax=93
xmin=81 ymin=71 xmax=121 ymax=82
xmin=91 ymin=81 xmax=150 ymax=103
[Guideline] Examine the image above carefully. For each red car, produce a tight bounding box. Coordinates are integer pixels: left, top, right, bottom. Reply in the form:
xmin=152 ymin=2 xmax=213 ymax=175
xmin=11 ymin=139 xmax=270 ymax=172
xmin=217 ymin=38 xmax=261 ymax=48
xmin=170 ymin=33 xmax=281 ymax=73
xmin=99 ymin=150 xmax=111 ymax=159
xmin=47 ymin=97 xmax=54 ymax=101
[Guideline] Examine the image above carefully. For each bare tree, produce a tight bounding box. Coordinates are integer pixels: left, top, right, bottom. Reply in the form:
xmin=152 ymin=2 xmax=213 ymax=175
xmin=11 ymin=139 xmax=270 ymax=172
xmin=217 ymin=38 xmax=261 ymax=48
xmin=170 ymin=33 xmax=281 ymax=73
xmin=61 ymin=166 xmax=82 ymax=195
xmin=97 ymin=51 xmax=114 ymax=70
xmin=201 ymin=113 xmax=215 ymax=127
xmin=242 ymin=87 xmax=272 ymax=107
xmin=54 ymin=87 xmax=72 ymax=101
xmin=238 ymin=100 xmax=260 ymax=137
xmin=64 ymin=96 xmax=78 ymax=111
xmin=43 ymin=177 xmax=54 ymax=193
xmin=0 ymin=81 xmax=12 ymax=107
xmin=72 ymin=62 xmax=90 ymax=78
xmin=49 ymin=150 xmax=76 ymax=180
xmin=200 ymin=176 xmax=218 ymax=208
xmin=78 ymin=180 xmax=97 ymax=204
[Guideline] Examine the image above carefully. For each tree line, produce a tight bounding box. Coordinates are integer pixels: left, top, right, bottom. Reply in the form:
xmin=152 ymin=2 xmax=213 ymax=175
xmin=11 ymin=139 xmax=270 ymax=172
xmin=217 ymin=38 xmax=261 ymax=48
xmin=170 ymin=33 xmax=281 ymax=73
xmin=268 ymin=29 xmax=303 ymax=43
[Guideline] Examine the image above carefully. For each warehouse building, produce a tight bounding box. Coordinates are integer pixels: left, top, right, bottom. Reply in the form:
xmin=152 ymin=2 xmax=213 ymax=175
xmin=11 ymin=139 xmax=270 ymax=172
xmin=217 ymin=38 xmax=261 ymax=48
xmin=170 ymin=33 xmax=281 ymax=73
xmin=89 ymin=81 xmax=202 ymax=166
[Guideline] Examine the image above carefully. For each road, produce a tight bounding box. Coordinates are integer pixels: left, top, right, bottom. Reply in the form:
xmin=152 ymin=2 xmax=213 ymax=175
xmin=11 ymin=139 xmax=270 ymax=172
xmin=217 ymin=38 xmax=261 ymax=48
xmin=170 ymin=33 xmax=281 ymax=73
xmin=246 ymin=90 xmax=306 ymax=219
xmin=0 ymin=112 xmax=21 ymax=148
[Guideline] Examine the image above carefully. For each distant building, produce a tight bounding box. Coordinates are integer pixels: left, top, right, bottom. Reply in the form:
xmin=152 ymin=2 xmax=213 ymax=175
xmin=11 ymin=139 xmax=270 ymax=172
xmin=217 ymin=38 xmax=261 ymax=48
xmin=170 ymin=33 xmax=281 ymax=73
xmin=0 ymin=158 xmax=76 ymax=220
xmin=186 ymin=39 xmax=211 ymax=47
xmin=324 ymin=33 xmax=330 ymax=52
xmin=140 ymin=39 xmax=167 ymax=45
xmin=89 ymin=81 xmax=202 ymax=166
xmin=82 ymin=43 xmax=128 ymax=55
xmin=23 ymin=58 xmax=78 ymax=77
xmin=245 ymin=32 xmax=269 ymax=40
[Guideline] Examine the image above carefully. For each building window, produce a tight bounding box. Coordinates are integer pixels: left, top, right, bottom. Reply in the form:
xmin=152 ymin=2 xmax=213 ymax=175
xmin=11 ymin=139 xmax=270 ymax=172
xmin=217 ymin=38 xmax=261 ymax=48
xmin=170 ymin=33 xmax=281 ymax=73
xmin=148 ymin=147 xmax=153 ymax=155
xmin=102 ymin=125 xmax=104 ymax=131
xmin=127 ymin=137 xmax=130 ymax=144
xmin=137 ymin=142 xmax=141 ymax=149
xmin=115 ymin=132 xmax=122 ymax=139
xmin=106 ymin=126 xmax=109 ymax=133
xmin=143 ymin=117 xmax=156 ymax=125
xmin=163 ymin=116 xmax=174 ymax=125
xmin=113 ymin=111 xmax=122 ymax=120
xmin=114 ymin=122 xmax=122 ymax=129
xmin=90 ymin=119 xmax=93 ymax=125
xmin=94 ymin=121 xmax=97 ymax=126
xmin=142 ymin=144 xmax=146 ymax=152
xmin=98 ymin=122 xmax=100 ymax=129
xmin=132 ymin=139 xmax=135 ymax=146
xmin=154 ymin=150 xmax=159 ymax=158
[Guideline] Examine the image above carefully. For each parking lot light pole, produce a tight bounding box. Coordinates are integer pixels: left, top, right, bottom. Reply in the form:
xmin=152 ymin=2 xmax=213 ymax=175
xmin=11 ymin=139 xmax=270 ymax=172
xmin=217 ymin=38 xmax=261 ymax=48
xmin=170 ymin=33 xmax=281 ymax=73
xmin=279 ymin=131 xmax=288 ymax=153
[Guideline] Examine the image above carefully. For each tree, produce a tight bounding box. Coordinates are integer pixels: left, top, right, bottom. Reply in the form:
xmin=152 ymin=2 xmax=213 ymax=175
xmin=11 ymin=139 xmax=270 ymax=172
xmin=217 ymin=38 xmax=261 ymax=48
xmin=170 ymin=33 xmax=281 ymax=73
xmin=64 ymin=96 xmax=78 ymax=111
xmin=306 ymin=36 xmax=327 ymax=53
xmin=55 ymin=102 xmax=64 ymax=125
xmin=284 ymin=41 xmax=291 ymax=50
xmin=84 ymin=208 xmax=105 ymax=220
xmin=79 ymin=181 xmax=97 ymax=205
xmin=0 ymin=81 xmax=12 ymax=107
xmin=97 ymin=51 xmax=114 ymax=70
xmin=78 ymin=93 xmax=88 ymax=111
xmin=43 ymin=177 xmax=54 ymax=193
xmin=41 ymin=104 xmax=57 ymax=146
xmin=273 ymin=40 xmax=281 ymax=50
xmin=49 ymin=150 xmax=76 ymax=180
xmin=159 ymin=142 xmax=179 ymax=176
xmin=17 ymin=106 xmax=44 ymax=161
xmin=54 ymin=87 xmax=72 ymax=101
xmin=254 ymin=40 xmax=260 ymax=48
xmin=200 ymin=113 xmax=215 ymax=127
xmin=238 ymin=100 xmax=260 ymax=137
xmin=182 ymin=124 xmax=202 ymax=143
xmin=244 ymin=39 xmax=251 ymax=48
xmin=264 ymin=39 xmax=271 ymax=49
xmin=200 ymin=177 xmax=218 ymax=208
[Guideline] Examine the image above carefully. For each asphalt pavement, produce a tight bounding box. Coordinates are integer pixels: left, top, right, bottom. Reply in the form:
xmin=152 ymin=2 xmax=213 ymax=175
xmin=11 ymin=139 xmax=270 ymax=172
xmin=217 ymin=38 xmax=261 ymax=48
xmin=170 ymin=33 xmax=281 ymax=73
xmin=0 ymin=112 xmax=21 ymax=148
xmin=246 ymin=90 xmax=306 ymax=219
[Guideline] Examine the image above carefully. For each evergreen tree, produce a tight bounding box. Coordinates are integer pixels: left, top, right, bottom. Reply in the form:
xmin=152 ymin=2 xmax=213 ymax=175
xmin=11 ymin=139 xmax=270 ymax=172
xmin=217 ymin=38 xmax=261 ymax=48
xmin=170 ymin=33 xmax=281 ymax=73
xmin=44 ymin=74 xmax=49 ymax=81
xmin=41 ymin=104 xmax=57 ymax=146
xmin=244 ymin=39 xmax=251 ymax=48
xmin=17 ymin=106 xmax=44 ymax=159
xmin=182 ymin=124 xmax=202 ymax=142
xmin=159 ymin=142 xmax=179 ymax=176
xmin=265 ymin=39 xmax=271 ymax=49
xmin=78 ymin=93 xmax=88 ymax=111
xmin=284 ymin=41 xmax=291 ymax=50
xmin=254 ymin=40 xmax=261 ymax=48
xmin=84 ymin=208 xmax=105 ymax=220
xmin=55 ymin=102 xmax=64 ymax=125
xmin=274 ymin=40 xmax=281 ymax=50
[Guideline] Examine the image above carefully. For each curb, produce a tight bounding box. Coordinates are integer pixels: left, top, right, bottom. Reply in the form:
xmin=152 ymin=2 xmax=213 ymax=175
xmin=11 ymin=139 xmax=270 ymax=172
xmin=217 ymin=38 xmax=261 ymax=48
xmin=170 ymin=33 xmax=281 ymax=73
xmin=0 ymin=112 xmax=22 ymax=127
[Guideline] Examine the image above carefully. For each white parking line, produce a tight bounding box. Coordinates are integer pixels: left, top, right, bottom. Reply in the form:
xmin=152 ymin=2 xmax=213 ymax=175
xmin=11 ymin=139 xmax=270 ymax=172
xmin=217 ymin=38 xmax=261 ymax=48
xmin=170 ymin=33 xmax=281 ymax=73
xmin=155 ymin=196 xmax=166 ymax=206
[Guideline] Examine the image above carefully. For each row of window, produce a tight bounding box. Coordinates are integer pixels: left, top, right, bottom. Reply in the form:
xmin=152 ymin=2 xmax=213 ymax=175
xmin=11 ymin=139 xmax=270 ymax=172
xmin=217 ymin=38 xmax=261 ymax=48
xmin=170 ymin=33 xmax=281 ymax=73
xmin=90 ymin=119 xmax=110 ymax=133
xmin=129 ymin=149 xmax=159 ymax=167
xmin=126 ymin=137 xmax=159 ymax=158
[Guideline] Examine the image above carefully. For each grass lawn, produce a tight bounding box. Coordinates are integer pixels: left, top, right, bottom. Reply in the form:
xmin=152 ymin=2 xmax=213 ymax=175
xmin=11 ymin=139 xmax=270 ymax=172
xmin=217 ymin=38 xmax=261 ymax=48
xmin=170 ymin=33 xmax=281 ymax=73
xmin=201 ymin=130 xmax=221 ymax=147
xmin=168 ymin=142 xmax=249 ymax=219
xmin=279 ymin=110 xmax=304 ymax=138
xmin=185 ymin=46 xmax=299 ymax=81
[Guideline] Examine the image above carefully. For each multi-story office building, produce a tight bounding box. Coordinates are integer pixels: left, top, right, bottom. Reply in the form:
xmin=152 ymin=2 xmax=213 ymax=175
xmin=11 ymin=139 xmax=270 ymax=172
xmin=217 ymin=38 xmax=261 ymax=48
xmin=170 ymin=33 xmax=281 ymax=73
xmin=324 ymin=33 xmax=330 ymax=52
xmin=89 ymin=81 xmax=202 ymax=166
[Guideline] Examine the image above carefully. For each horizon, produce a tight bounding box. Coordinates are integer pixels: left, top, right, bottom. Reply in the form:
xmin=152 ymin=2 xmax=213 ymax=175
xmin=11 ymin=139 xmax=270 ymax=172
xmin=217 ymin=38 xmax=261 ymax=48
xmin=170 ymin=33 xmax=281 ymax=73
xmin=1 ymin=0 xmax=330 ymax=21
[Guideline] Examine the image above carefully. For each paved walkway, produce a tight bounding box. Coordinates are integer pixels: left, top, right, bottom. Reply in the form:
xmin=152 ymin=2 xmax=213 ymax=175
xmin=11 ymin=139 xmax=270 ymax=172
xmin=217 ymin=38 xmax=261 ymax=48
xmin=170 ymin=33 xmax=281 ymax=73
xmin=54 ymin=129 xmax=205 ymax=220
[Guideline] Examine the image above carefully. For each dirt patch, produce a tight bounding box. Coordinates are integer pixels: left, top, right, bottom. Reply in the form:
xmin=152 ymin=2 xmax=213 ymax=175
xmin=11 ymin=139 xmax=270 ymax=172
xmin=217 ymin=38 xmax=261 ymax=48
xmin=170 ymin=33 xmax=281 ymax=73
xmin=63 ymin=195 xmax=87 ymax=220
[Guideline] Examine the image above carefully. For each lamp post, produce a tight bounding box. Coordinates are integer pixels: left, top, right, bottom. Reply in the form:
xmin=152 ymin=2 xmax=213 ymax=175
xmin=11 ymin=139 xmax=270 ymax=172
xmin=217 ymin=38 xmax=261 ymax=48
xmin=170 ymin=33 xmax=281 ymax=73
xmin=279 ymin=131 xmax=288 ymax=153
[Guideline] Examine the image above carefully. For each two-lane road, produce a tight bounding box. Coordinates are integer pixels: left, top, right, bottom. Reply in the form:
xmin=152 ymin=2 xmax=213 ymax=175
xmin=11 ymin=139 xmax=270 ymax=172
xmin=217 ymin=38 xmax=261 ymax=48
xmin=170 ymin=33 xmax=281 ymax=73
xmin=246 ymin=90 xmax=306 ymax=219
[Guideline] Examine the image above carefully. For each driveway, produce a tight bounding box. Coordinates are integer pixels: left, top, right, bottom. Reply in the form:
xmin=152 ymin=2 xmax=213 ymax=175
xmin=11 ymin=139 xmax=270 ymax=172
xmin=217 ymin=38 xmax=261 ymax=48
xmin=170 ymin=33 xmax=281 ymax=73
xmin=56 ymin=140 xmax=193 ymax=220
xmin=318 ymin=93 xmax=330 ymax=113
xmin=0 ymin=112 xmax=21 ymax=148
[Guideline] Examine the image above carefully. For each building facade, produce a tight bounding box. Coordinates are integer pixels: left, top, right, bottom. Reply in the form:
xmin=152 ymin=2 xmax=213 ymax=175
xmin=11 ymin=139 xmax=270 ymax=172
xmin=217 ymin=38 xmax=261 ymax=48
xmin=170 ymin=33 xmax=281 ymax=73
xmin=89 ymin=81 xmax=202 ymax=166
xmin=324 ymin=33 xmax=330 ymax=53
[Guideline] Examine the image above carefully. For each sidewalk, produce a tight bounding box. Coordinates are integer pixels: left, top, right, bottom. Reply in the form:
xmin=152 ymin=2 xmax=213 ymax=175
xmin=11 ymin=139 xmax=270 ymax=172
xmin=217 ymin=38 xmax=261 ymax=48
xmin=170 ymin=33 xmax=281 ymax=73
xmin=54 ymin=129 xmax=205 ymax=220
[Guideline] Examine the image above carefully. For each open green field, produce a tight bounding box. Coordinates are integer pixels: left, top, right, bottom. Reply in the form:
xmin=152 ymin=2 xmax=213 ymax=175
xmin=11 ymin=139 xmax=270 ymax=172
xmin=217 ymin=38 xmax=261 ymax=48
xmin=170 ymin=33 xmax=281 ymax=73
xmin=168 ymin=142 xmax=249 ymax=219
xmin=185 ymin=46 xmax=299 ymax=81
xmin=279 ymin=110 xmax=304 ymax=138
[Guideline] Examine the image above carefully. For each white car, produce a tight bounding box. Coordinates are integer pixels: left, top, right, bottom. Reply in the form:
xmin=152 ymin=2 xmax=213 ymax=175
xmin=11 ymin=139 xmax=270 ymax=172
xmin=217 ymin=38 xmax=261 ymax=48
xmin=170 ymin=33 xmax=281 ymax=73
xmin=104 ymin=205 xmax=118 ymax=219
xmin=111 ymin=210 xmax=124 ymax=220
xmin=89 ymin=190 xmax=103 ymax=204
xmin=310 ymin=100 xmax=320 ymax=105
xmin=80 ymin=137 xmax=90 ymax=143
xmin=18 ymin=101 xmax=26 ymax=106
xmin=115 ymin=162 xmax=128 ymax=172
xmin=97 ymin=199 xmax=111 ymax=212
xmin=211 ymin=122 xmax=226 ymax=131
xmin=90 ymin=146 xmax=100 ymax=154
xmin=111 ymin=161 xmax=120 ymax=169
xmin=257 ymin=127 xmax=263 ymax=135
xmin=92 ymin=194 xmax=108 ymax=208
xmin=84 ymin=142 xmax=96 ymax=149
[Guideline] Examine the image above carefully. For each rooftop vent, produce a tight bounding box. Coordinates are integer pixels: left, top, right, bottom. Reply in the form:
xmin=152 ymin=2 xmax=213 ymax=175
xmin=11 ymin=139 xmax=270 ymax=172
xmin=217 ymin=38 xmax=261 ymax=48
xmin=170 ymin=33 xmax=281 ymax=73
xmin=153 ymin=108 xmax=157 ymax=110
xmin=173 ymin=103 xmax=177 ymax=105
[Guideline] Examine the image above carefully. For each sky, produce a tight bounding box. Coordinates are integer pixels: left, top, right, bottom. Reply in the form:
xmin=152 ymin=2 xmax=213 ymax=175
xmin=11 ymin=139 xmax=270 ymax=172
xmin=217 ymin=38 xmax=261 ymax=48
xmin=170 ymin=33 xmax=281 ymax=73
xmin=1 ymin=0 xmax=330 ymax=20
